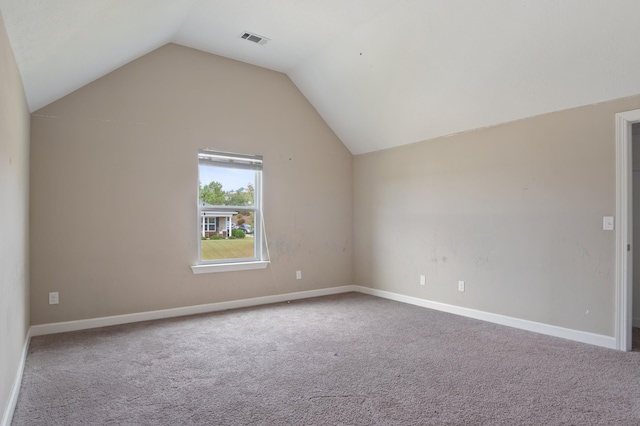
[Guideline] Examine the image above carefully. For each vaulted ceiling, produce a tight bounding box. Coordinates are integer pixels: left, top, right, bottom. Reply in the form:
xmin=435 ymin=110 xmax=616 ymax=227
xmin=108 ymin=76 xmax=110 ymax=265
xmin=2 ymin=0 xmax=640 ymax=154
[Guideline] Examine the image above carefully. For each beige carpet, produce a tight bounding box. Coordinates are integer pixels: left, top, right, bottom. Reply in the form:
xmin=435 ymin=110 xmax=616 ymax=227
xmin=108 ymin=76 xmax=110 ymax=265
xmin=12 ymin=293 xmax=640 ymax=425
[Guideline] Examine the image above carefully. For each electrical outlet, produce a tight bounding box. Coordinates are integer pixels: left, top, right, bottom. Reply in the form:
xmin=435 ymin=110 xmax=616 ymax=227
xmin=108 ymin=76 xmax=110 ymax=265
xmin=420 ymin=275 xmax=426 ymax=286
xmin=296 ymin=270 xmax=302 ymax=280
xmin=49 ymin=292 xmax=59 ymax=305
xmin=458 ymin=281 xmax=465 ymax=292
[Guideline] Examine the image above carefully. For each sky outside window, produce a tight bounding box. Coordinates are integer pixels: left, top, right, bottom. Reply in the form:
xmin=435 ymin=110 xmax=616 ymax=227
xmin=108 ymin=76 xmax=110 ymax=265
xmin=199 ymin=165 xmax=254 ymax=193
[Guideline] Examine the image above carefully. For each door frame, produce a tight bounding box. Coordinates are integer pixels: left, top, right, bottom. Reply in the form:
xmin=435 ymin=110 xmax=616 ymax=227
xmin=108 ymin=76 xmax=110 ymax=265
xmin=615 ymin=109 xmax=640 ymax=351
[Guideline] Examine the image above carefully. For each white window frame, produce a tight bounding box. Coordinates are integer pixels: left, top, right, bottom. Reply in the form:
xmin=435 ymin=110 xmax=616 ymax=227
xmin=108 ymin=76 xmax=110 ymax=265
xmin=191 ymin=149 xmax=268 ymax=274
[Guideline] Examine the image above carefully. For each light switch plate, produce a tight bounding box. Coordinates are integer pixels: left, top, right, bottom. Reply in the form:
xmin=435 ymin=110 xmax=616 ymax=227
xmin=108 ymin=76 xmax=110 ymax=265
xmin=603 ymin=216 xmax=614 ymax=231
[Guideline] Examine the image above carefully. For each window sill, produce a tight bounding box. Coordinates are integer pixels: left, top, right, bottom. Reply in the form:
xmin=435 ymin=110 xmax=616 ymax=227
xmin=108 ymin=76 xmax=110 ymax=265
xmin=190 ymin=261 xmax=270 ymax=274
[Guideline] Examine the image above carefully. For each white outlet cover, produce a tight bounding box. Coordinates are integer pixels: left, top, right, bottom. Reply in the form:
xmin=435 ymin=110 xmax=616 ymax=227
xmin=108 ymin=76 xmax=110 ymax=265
xmin=296 ymin=270 xmax=302 ymax=280
xmin=420 ymin=275 xmax=425 ymax=286
xmin=603 ymin=216 xmax=614 ymax=231
xmin=458 ymin=281 xmax=465 ymax=292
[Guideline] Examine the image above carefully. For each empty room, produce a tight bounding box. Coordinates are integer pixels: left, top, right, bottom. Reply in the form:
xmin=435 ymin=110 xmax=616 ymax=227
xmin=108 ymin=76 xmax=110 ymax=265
xmin=2 ymin=1 xmax=640 ymax=424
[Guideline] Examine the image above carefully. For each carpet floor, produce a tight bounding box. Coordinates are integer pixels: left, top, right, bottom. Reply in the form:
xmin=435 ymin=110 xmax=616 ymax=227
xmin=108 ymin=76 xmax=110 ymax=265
xmin=11 ymin=293 xmax=640 ymax=425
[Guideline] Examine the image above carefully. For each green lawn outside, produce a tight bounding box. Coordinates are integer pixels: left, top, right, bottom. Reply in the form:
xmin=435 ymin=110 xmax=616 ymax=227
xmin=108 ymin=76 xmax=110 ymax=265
xmin=201 ymin=238 xmax=254 ymax=260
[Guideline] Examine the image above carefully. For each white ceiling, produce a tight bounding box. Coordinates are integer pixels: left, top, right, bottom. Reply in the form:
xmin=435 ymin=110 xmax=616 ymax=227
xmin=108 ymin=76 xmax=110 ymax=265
xmin=2 ymin=0 xmax=640 ymax=154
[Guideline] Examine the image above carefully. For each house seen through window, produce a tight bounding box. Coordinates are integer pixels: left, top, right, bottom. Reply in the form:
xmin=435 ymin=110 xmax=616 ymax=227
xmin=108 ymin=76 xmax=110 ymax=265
xmin=198 ymin=149 xmax=263 ymax=264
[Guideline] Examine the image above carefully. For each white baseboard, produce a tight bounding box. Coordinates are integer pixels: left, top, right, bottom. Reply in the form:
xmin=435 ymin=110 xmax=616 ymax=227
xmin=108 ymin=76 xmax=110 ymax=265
xmin=29 ymin=284 xmax=618 ymax=351
xmin=633 ymin=317 xmax=640 ymax=328
xmin=30 ymin=285 xmax=359 ymax=337
xmin=1 ymin=329 xmax=31 ymax=426
xmin=353 ymin=286 xmax=617 ymax=350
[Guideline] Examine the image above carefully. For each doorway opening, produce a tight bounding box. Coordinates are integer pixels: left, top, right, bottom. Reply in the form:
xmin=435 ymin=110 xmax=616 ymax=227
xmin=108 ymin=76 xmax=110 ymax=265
xmin=615 ymin=109 xmax=640 ymax=351
xmin=632 ymin=122 xmax=640 ymax=351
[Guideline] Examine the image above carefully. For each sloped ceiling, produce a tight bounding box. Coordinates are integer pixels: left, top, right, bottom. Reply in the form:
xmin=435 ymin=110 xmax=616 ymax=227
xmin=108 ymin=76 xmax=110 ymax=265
xmin=2 ymin=0 xmax=640 ymax=154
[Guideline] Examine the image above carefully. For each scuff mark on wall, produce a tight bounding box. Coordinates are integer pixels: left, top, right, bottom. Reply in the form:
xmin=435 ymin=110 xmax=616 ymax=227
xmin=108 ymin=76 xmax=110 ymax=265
xmin=32 ymin=113 xmax=61 ymax=119
xmin=576 ymin=242 xmax=590 ymax=260
xmin=474 ymin=234 xmax=499 ymax=271
xmin=88 ymin=118 xmax=149 ymax=126
xmin=267 ymin=235 xmax=302 ymax=262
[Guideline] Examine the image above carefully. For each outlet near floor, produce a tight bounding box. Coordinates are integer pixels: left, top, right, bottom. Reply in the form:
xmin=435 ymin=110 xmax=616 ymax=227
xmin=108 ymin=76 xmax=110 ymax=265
xmin=49 ymin=292 xmax=59 ymax=305
xmin=296 ymin=270 xmax=302 ymax=280
xmin=458 ymin=281 xmax=465 ymax=292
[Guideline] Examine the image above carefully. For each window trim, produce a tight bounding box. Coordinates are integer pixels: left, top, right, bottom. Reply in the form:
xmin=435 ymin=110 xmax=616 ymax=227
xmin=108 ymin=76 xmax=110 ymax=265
xmin=194 ymin=149 xmax=267 ymax=272
xmin=191 ymin=261 xmax=269 ymax=274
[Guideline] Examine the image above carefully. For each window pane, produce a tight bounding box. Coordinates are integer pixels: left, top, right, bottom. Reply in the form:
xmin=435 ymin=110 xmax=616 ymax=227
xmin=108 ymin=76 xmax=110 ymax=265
xmin=198 ymin=159 xmax=259 ymax=263
xmin=199 ymin=164 xmax=256 ymax=207
xmin=200 ymin=235 xmax=255 ymax=261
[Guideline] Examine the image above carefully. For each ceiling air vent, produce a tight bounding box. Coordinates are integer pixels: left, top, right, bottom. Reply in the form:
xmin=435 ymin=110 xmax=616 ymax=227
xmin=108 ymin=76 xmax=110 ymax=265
xmin=240 ymin=32 xmax=270 ymax=45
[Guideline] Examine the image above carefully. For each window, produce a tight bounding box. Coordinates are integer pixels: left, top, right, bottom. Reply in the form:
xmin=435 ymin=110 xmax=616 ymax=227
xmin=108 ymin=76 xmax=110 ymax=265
xmin=194 ymin=149 xmax=266 ymax=272
xmin=201 ymin=216 xmax=216 ymax=233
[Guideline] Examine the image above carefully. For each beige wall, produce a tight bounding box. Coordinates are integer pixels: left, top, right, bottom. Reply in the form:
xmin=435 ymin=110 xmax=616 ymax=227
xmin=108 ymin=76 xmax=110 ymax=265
xmin=23 ymin=36 xmax=640 ymax=340
xmin=0 ymin=10 xmax=30 ymax=424
xmin=354 ymin=96 xmax=640 ymax=337
xmin=30 ymin=43 xmax=353 ymax=325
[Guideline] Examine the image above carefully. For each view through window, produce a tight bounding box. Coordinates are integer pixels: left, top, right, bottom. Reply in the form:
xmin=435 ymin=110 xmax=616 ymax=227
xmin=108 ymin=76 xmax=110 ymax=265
xmin=198 ymin=150 xmax=263 ymax=264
